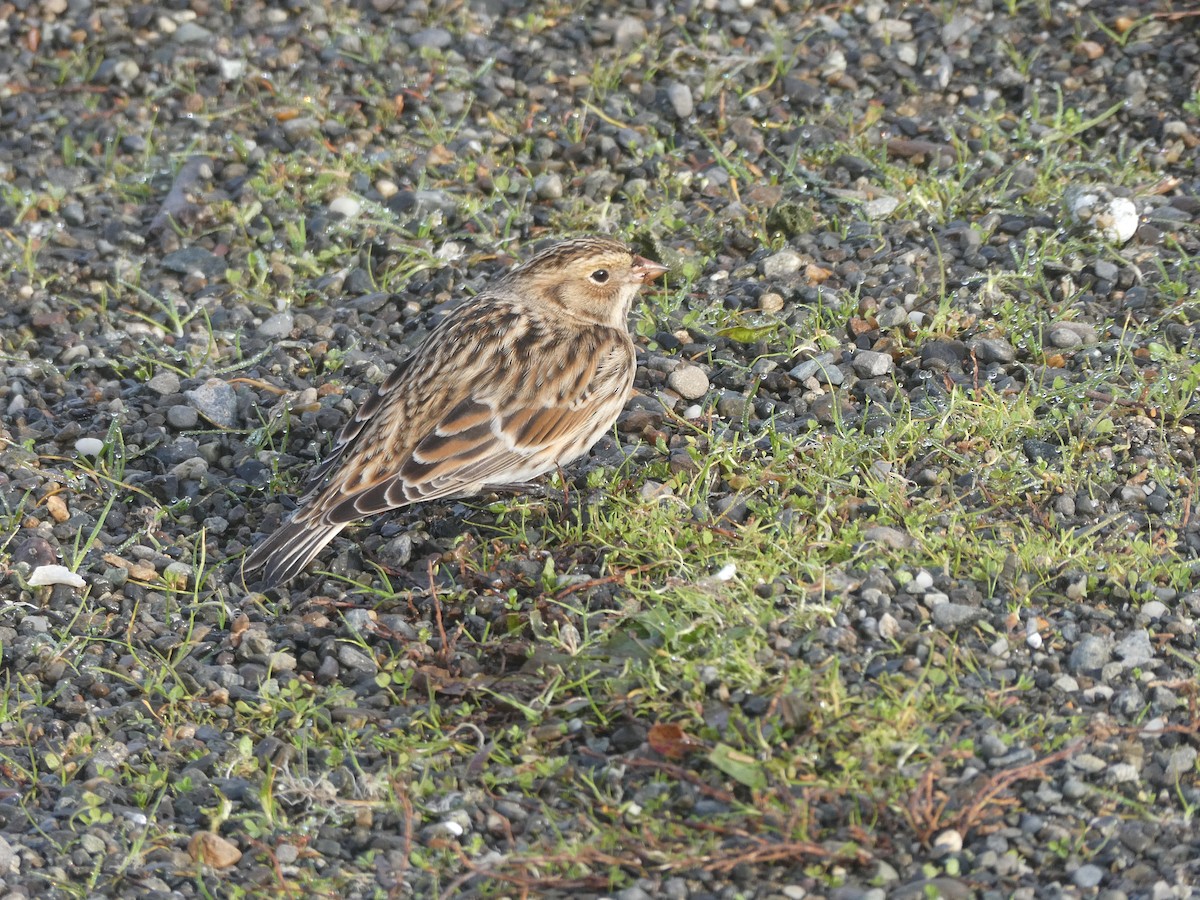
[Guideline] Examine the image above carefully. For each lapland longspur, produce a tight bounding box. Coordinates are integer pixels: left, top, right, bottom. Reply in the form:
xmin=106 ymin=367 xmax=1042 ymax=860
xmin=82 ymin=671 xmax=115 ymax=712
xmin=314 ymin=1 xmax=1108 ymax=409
xmin=242 ymin=235 xmax=667 ymax=587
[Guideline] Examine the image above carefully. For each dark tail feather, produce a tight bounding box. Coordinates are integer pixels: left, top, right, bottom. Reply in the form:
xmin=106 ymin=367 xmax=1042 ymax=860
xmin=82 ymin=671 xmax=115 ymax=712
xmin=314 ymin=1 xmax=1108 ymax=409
xmin=241 ymin=518 xmax=346 ymax=589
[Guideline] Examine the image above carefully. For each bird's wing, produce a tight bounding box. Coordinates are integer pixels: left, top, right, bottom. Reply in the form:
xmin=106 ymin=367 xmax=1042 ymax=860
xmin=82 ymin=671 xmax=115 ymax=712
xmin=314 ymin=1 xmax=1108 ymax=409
xmin=314 ymin=333 xmax=634 ymax=525
xmin=298 ymin=352 xmax=415 ymax=502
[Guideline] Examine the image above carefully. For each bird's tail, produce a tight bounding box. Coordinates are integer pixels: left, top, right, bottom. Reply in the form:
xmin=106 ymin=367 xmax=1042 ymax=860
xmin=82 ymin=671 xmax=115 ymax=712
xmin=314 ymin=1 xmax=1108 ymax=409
xmin=240 ymin=517 xmax=347 ymax=590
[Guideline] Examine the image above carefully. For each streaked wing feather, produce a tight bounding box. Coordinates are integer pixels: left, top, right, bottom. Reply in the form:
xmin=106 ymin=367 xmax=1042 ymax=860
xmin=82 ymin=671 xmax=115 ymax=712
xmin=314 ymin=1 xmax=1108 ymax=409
xmin=301 ymin=354 xmax=416 ymax=499
xmin=503 ymin=402 xmax=597 ymax=448
xmin=321 ymin=393 xmax=606 ymax=523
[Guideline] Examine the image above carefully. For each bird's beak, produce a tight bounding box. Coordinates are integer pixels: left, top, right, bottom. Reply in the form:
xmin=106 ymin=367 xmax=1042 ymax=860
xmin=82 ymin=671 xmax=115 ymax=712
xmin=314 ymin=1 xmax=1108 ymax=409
xmin=631 ymin=256 xmax=669 ymax=284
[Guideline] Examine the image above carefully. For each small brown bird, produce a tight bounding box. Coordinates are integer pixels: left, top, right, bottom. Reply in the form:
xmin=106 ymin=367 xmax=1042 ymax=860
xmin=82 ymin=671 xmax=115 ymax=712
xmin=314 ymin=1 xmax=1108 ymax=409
xmin=242 ymin=235 xmax=668 ymax=587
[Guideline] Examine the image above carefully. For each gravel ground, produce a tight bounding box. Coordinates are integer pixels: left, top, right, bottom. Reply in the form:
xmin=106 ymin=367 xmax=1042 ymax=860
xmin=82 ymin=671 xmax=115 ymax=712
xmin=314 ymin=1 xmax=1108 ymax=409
xmin=2 ymin=0 xmax=1200 ymax=897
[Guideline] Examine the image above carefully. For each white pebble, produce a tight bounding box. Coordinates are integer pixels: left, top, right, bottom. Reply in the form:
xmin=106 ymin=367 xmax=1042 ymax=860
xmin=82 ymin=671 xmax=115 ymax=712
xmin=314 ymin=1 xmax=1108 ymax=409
xmin=905 ymin=570 xmax=934 ymax=593
xmin=878 ymin=612 xmax=900 ymax=640
xmin=75 ymin=438 xmax=105 ymax=457
xmin=1068 ymin=191 xmax=1138 ymax=245
xmin=219 ymin=57 xmax=246 ymax=81
xmin=1026 ymin=617 xmax=1044 ymax=649
xmin=1096 ymin=197 xmax=1138 ymax=244
xmin=27 ymin=565 xmax=86 ymax=588
xmin=712 ymin=563 xmax=737 ymax=582
xmin=328 ymin=195 xmax=362 ymax=219
xmin=933 ymin=829 xmax=962 ymax=852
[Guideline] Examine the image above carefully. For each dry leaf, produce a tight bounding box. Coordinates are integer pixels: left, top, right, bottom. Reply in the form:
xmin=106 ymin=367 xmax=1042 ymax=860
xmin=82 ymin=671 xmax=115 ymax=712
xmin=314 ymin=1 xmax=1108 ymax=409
xmin=648 ymin=722 xmax=703 ymax=759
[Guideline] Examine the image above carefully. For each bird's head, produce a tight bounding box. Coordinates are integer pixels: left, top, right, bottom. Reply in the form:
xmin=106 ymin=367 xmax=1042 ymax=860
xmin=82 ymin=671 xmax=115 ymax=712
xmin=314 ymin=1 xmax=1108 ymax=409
xmin=508 ymin=235 xmax=668 ymax=329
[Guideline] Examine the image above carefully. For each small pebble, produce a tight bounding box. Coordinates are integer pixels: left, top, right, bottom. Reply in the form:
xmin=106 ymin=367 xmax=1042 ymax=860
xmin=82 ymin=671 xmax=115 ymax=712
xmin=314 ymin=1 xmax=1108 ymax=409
xmin=758 ymin=292 xmax=784 ymax=313
xmin=75 ymin=437 xmax=105 ymax=457
xmin=668 ymin=365 xmax=709 ymax=400
xmin=762 ymin=249 xmax=803 ymax=279
xmin=666 ymin=82 xmax=694 ymax=119
xmin=329 ymin=195 xmax=362 ymax=218
xmin=852 ymin=349 xmax=893 ymax=377
xmin=258 ymin=311 xmax=295 ymax=338
xmin=167 ymin=405 xmax=200 ymax=429
xmin=533 ymin=173 xmax=563 ymax=200
xmin=27 ymin=565 xmax=86 ymax=588
xmin=185 ymin=379 xmax=239 ymax=429
xmin=933 ymin=829 xmax=963 ymax=853
xmin=1071 ymin=864 xmax=1104 ymax=889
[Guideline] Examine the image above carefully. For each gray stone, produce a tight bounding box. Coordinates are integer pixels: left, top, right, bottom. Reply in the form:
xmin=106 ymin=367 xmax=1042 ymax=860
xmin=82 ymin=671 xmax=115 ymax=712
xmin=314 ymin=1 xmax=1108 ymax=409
xmin=1047 ymin=325 xmax=1082 ymax=348
xmin=666 ymin=82 xmax=694 ymax=119
xmin=1047 ymin=321 xmax=1098 ymax=348
xmin=0 ymin=834 xmax=17 ymax=874
xmin=667 ymin=365 xmax=709 ymax=400
xmin=1069 ymin=635 xmax=1112 ymax=673
xmin=203 ymin=515 xmax=229 ymax=535
xmin=411 ymin=27 xmax=453 ymax=50
xmin=1137 ymin=602 xmax=1166 ymax=624
xmin=1165 ymin=746 xmax=1197 ymax=780
xmin=147 ymin=372 xmax=181 ymax=395
xmin=863 ymin=196 xmax=900 ymax=219
xmin=337 ymin=644 xmax=378 ymax=674
xmin=410 ymin=189 xmax=457 ymax=219
xmin=1071 ymin=864 xmax=1104 ymax=889
xmin=877 ymin=613 xmax=900 ymax=640
xmin=789 ymin=353 xmax=841 ymax=384
xmin=282 ymin=117 xmax=321 ymax=139
xmin=379 ymin=534 xmax=413 ymax=568
xmin=185 ymin=378 xmax=239 ymax=429
xmin=343 ymin=608 xmax=375 ymax=635
xmin=716 ymin=391 xmax=750 ymax=420
xmin=932 ymin=603 xmax=986 ymax=629
xmin=1054 ymin=675 xmax=1079 ymax=692
xmin=533 ymin=173 xmax=563 ymax=200
xmin=167 ymin=405 xmax=199 ymax=429
xmin=877 ymin=305 xmax=909 ymax=328
xmin=258 ymin=311 xmax=295 ymax=338
xmin=1114 ymin=629 xmax=1154 ymax=669
xmin=762 ymin=249 xmax=803 ymax=279
xmin=870 ymin=18 xmax=913 ymax=40
xmin=162 ymin=246 xmax=225 ymax=278
xmin=977 ymin=734 xmax=1007 ymax=759
xmin=852 ymin=349 xmax=893 ymax=377
xmin=613 ymin=16 xmax=647 ymax=50
xmin=906 ymin=570 xmax=934 ymax=593
xmin=758 ymin=292 xmax=784 ymax=313
xmin=862 ymin=525 xmax=913 ymax=549
xmin=1107 ymin=762 xmax=1140 ymax=784
xmin=173 ymin=21 xmax=213 ymax=43
xmin=1061 ymin=777 xmax=1089 ymax=799
xmin=970 ymin=337 xmax=1016 ymax=364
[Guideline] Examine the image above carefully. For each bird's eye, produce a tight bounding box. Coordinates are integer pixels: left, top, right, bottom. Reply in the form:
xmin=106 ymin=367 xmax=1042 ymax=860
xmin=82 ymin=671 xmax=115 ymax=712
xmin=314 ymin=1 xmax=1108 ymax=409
xmin=589 ymin=269 xmax=609 ymax=284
